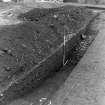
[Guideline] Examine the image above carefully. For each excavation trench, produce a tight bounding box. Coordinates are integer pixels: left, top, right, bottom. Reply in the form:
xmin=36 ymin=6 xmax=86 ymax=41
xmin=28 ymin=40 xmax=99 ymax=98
xmin=0 ymin=3 xmax=99 ymax=105
xmin=9 ymin=12 xmax=99 ymax=105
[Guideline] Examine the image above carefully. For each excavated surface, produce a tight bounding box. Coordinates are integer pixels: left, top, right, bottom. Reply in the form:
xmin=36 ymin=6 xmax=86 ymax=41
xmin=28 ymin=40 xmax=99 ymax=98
xmin=0 ymin=3 xmax=96 ymax=105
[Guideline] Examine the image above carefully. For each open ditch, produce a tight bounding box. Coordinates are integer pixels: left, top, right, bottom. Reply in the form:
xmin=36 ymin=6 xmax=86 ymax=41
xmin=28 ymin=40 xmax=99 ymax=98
xmin=0 ymin=3 xmax=99 ymax=105
xmin=9 ymin=12 xmax=99 ymax=105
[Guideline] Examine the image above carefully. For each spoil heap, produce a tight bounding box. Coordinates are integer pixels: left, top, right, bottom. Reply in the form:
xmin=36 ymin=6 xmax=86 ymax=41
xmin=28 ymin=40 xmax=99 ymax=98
xmin=0 ymin=5 xmax=96 ymax=104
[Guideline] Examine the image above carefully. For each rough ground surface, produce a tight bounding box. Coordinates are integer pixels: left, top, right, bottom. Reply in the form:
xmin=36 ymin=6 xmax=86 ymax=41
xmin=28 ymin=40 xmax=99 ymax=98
xmin=0 ymin=5 xmax=92 ymax=84
xmin=8 ymin=10 xmax=99 ymax=105
xmin=48 ymin=12 xmax=105 ymax=105
xmin=0 ymin=4 xmax=96 ymax=105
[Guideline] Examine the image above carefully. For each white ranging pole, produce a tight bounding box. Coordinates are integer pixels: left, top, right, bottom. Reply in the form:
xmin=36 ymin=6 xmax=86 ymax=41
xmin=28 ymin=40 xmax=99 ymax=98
xmin=63 ymin=33 xmax=77 ymax=66
xmin=63 ymin=35 xmax=68 ymax=66
xmin=63 ymin=35 xmax=66 ymax=66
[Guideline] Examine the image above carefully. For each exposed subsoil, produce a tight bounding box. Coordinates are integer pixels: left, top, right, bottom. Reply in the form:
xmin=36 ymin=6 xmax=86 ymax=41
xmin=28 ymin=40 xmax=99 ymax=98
xmin=0 ymin=6 xmax=93 ymax=85
xmin=9 ymin=12 xmax=99 ymax=105
xmin=0 ymin=3 xmax=98 ymax=105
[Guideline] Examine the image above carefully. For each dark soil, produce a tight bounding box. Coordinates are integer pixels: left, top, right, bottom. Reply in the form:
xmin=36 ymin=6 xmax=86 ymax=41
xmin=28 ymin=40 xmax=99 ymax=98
xmin=0 ymin=5 xmax=94 ymax=85
xmin=0 ymin=4 xmax=97 ymax=105
xmin=9 ymin=12 xmax=99 ymax=105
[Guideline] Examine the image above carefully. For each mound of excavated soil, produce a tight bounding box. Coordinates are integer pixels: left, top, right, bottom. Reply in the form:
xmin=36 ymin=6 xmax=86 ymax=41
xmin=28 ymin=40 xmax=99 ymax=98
xmin=0 ymin=4 xmax=97 ymax=105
